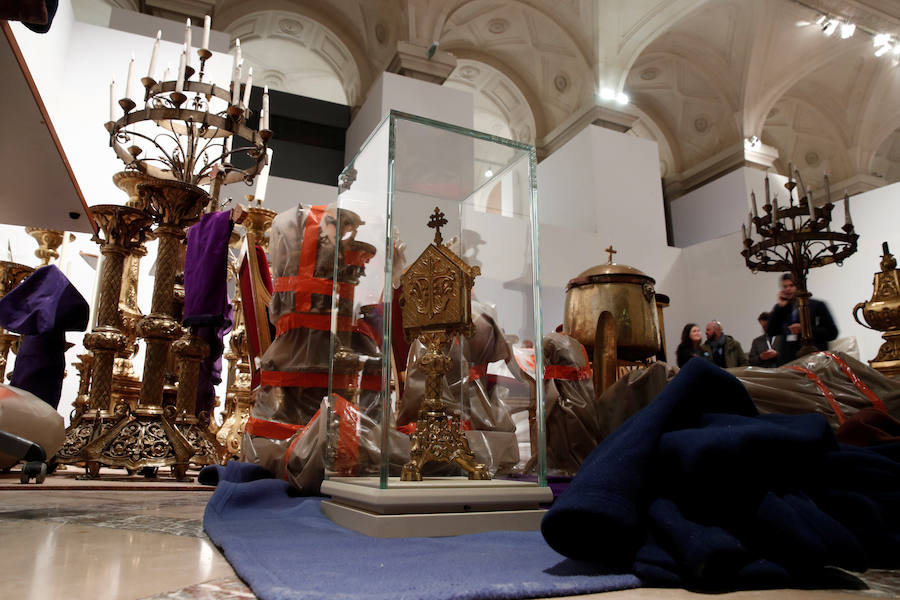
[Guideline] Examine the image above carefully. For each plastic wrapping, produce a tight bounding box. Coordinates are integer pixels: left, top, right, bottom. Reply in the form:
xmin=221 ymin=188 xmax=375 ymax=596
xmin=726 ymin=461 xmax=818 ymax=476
xmin=241 ymin=204 xmax=409 ymax=492
xmin=733 ymin=351 xmax=900 ymax=427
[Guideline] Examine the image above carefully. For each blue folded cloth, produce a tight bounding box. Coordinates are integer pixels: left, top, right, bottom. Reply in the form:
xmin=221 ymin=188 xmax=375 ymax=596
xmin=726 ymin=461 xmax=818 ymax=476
xmin=541 ymin=358 xmax=900 ymax=589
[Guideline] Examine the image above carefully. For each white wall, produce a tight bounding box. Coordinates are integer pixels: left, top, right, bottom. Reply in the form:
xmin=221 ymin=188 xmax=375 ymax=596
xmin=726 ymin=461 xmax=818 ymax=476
xmin=344 ymin=71 xmax=474 ymax=164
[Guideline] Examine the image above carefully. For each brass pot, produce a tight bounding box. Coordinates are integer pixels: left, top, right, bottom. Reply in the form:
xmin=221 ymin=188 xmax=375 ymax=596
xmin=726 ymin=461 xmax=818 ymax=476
xmin=564 ymin=262 xmax=660 ymax=361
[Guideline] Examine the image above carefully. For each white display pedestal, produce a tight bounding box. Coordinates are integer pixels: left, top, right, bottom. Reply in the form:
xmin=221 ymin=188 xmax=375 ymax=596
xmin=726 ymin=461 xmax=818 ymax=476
xmin=321 ymin=477 xmax=553 ymax=538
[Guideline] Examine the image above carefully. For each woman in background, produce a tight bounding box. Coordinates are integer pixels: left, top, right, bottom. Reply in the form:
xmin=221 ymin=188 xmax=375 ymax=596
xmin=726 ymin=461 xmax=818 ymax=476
xmin=676 ymin=323 xmax=710 ymax=367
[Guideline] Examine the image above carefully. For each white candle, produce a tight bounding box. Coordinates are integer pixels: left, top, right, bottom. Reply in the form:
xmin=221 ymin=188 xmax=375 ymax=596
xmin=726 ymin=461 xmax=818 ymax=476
xmin=163 ymin=63 xmax=171 ymax=83
xmin=176 ymin=51 xmax=186 ymax=93
xmin=255 ymin=148 xmax=273 ymax=202
xmin=148 ymin=30 xmax=161 ymax=80
xmin=742 ymin=223 xmax=747 ymax=243
xmin=109 ymin=78 xmax=116 ymax=121
xmin=185 ymin=18 xmax=192 ymax=53
xmin=765 ymin=175 xmax=771 ymax=205
xmin=771 ymin=195 xmax=779 ymax=221
xmin=230 ymin=39 xmax=242 ymax=102
xmin=844 ymin=193 xmax=852 ymax=226
xmin=824 ymin=173 xmax=831 ymax=203
xmin=262 ymin=85 xmax=270 ymax=129
xmin=241 ymin=66 xmax=253 ymax=108
xmin=125 ymin=54 xmax=135 ymax=100
xmin=202 ymin=15 xmax=211 ymax=50
xmin=747 ymin=212 xmax=752 ymax=236
xmin=232 ymin=60 xmax=243 ymax=105
xmin=808 ymin=188 xmax=815 ymax=221
xmin=223 ymin=135 xmax=232 ymax=161
xmin=751 ymin=190 xmax=758 ymax=219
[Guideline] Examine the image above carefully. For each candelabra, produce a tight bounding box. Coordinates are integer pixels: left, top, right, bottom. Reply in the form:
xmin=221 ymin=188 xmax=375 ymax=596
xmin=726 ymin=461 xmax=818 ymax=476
xmin=215 ymin=198 xmax=277 ymax=459
xmin=741 ymin=167 xmax=858 ymax=357
xmin=72 ymin=26 xmax=273 ymax=479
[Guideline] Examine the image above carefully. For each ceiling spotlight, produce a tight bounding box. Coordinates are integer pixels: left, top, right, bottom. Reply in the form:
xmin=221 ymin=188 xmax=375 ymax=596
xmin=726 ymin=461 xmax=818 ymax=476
xmin=875 ymin=42 xmax=892 ymax=57
xmin=815 ymin=14 xmax=827 ymax=26
xmin=822 ymin=19 xmax=839 ymax=36
xmin=874 ymin=33 xmax=891 ymax=48
xmin=893 ymin=45 xmax=900 ymax=56
xmin=599 ymin=87 xmax=615 ymax=101
xmin=616 ymin=92 xmax=629 ymax=105
xmin=484 ymin=169 xmax=493 ymax=178
xmin=840 ymin=22 xmax=855 ymax=39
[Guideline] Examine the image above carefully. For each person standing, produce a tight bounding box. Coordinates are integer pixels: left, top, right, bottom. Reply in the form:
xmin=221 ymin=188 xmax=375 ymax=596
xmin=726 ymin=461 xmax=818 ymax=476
xmin=748 ymin=311 xmax=781 ymax=368
xmin=676 ymin=323 xmax=710 ymax=367
xmin=704 ymin=320 xmax=748 ymax=368
xmin=766 ymin=273 xmax=838 ymax=365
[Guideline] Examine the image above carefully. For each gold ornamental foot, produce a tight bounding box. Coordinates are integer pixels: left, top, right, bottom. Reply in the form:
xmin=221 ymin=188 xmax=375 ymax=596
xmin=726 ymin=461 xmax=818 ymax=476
xmin=400 ymin=399 xmax=489 ymax=481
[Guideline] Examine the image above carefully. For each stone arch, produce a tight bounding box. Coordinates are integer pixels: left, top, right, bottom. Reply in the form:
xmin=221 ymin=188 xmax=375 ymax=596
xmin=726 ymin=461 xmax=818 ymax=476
xmin=444 ymin=58 xmax=537 ymax=144
xmin=215 ymin=0 xmax=373 ymax=104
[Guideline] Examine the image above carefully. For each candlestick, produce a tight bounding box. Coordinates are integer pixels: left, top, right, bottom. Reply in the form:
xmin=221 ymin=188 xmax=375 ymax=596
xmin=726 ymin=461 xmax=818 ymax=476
xmin=176 ymin=51 xmax=186 ymax=93
xmin=765 ymin=175 xmax=771 ymax=205
xmin=109 ymin=79 xmax=116 ymax=122
xmin=742 ymin=223 xmax=747 ymax=242
xmin=148 ymin=30 xmax=161 ymax=80
xmin=824 ymin=173 xmax=831 ymax=202
xmin=163 ymin=63 xmax=171 ymax=83
xmin=202 ymin=15 xmax=211 ymax=51
xmin=808 ymin=188 xmax=815 ymax=221
xmin=185 ymin=18 xmax=192 ymax=53
xmin=255 ymin=147 xmax=272 ymax=201
xmin=746 ymin=212 xmax=752 ymax=237
xmin=262 ymin=85 xmax=269 ymax=130
xmin=788 ymin=162 xmax=793 ymax=183
xmin=126 ymin=54 xmax=135 ymax=100
xmin=772 ymin=195 xmax=779 ymax=221
xmin=844 ymin=193 xmax=852 ymax=226
xmin=223 ymin=134 xmax=232 ymax=161
xmin=751 ymin=190 xmax=758 ymax=219
xmin=241 ymin=67 xmax=253 ymax=108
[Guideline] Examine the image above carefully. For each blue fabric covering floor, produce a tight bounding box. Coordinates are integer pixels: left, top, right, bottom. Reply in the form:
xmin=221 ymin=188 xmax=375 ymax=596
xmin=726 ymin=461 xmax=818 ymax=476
xmin=201 ymin=462 xmax=640 ymax=600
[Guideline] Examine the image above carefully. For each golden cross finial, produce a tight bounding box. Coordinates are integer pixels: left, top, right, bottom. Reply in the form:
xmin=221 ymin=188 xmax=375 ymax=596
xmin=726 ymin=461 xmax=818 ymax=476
xmin=428 ymin=207 xmax=448 ymax=244
xmin=605 ymin=245 xmax=617 ymax=264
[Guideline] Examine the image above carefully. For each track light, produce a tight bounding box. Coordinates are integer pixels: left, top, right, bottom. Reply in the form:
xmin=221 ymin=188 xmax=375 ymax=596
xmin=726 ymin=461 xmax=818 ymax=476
xmin=823 ymin=19 xmax=838 ymax=36
xmin=874 ymin=33 xmax=891 ymax=48
xmin=840 ymin=22 xmax=855 ymax=39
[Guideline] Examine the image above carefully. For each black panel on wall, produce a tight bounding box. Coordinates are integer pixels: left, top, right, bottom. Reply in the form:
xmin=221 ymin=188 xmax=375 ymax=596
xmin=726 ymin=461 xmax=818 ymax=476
xmin=232 ymin=87 xmax=349 ymax=187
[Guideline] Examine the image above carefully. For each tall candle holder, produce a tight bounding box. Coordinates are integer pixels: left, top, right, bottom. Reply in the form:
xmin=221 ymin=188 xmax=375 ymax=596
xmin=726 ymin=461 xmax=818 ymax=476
xmin=215 ymin=198 xmax=276 ymax=459
xmin=57 ymin=205 xmax=152 ymax=473
xmin=741 ymin=169 xmax=858 ymax=358
xmin=76 ymin=33 xmax=274 ymax=478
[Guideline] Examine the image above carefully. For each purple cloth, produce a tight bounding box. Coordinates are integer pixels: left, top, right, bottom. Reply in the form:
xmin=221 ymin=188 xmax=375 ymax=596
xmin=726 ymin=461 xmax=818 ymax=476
xmin=184 ymin=211 xmax=234 ymax=417
xmin=0 ymin=265 xmax=88 ymax=408
xmin=184 ymin=211 xmax=232 ymax=328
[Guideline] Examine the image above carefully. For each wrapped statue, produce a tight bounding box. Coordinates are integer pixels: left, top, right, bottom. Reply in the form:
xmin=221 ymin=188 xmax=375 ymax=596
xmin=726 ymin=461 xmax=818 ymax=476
xmin=241 ymin=204 xmax=409 ymax=492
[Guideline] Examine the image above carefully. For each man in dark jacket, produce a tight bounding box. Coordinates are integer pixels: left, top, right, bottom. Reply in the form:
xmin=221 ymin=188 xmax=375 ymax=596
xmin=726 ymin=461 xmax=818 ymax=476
xmin=766 ymin=273 xmax=838 ymax=365
xmin=748 ymin=311 xmax=782 ymax=367
xmin=703 ymin=320 xmax=748 ymax=368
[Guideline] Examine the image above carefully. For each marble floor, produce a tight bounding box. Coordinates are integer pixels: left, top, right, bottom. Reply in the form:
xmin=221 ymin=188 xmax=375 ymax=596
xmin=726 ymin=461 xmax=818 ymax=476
xmin=0 ymin=486 xmax=898 ymax=600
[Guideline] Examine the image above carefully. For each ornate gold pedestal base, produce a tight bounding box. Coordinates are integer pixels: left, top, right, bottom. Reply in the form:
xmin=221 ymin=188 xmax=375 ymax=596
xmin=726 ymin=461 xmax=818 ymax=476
xmin=175 ymin=415 xmax=222 ymax=466
xmin=216 ymin=393 xmax=253 ymax=459
xmin=79 ymin=404 xmax=195 ymax=481
xmin=400 ymin=398 xmax=489 ymax=481
xmin=870 ymin=331 xmax=900 ymax=378
xmin=55 ymin=409 xmax=119 ymax=465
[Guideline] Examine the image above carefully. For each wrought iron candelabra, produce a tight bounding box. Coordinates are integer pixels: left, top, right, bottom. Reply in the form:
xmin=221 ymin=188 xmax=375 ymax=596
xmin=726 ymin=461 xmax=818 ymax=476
xmin=741 ymin=167 xmax=858 ymax=357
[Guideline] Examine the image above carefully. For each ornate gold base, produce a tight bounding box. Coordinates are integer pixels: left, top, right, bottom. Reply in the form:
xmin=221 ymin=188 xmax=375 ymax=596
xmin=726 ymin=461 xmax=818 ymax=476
xmin=400 ymin=399 xmax=489 ymax=482
xmin=79 ymin=404 xmax=195 ymax=481
xmin=55 ymin=409 xmax=120 ymax=465
xmin=175 ymin=415 xmax=223 ymax=466
xmin=216 ymin=395 xmax=253 ymax=459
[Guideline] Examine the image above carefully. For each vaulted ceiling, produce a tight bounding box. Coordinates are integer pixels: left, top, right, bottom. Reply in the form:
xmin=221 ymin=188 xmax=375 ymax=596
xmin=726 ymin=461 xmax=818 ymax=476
xmin=104 ymin=0 xmax=900 ymax=199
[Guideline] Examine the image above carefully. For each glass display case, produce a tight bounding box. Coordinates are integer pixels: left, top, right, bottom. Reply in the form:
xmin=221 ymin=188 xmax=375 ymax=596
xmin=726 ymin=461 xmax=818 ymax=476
xmin=319 ymin=111 xmax=550 ymax=537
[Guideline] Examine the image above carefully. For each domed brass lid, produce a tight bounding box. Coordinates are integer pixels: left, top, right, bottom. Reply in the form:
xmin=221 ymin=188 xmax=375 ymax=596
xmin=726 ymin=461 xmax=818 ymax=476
xmin=566 ymin=246 xmax=655 ymax=290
